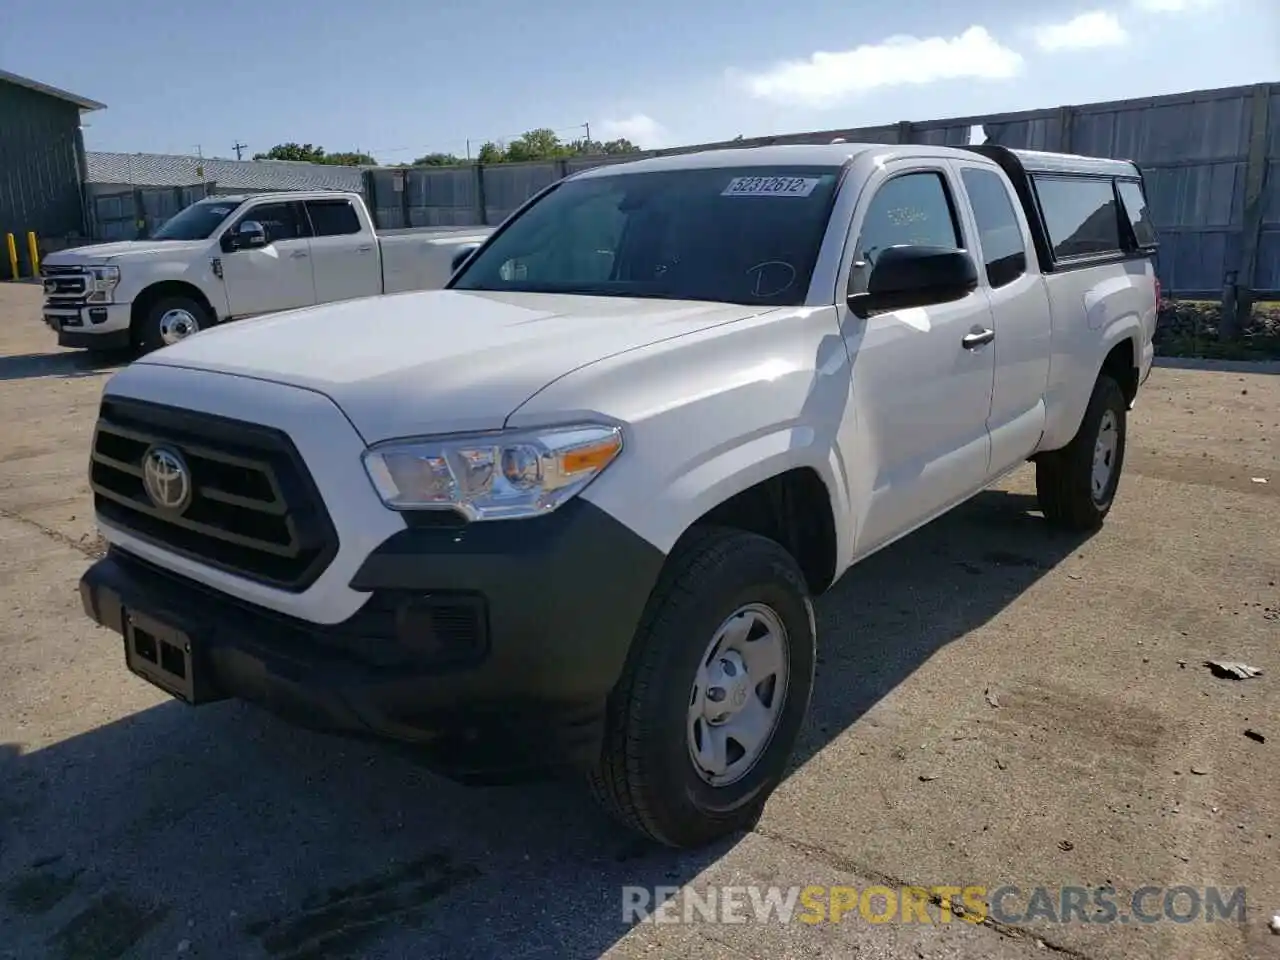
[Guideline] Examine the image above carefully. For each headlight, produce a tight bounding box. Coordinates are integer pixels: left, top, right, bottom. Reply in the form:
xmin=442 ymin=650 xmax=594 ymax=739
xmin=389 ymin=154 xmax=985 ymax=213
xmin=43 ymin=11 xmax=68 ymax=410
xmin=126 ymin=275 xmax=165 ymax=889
xmin=87 ymin=265 xmax=120 ymax=301
xmin=362 ymin=424 xmax=623 ymax=521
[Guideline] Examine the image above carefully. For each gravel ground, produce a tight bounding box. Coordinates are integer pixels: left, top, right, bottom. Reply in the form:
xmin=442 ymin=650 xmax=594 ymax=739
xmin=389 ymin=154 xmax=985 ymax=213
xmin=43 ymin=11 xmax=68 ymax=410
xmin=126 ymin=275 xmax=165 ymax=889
xmin=1 ymin=282 xmax=1278 ymax=960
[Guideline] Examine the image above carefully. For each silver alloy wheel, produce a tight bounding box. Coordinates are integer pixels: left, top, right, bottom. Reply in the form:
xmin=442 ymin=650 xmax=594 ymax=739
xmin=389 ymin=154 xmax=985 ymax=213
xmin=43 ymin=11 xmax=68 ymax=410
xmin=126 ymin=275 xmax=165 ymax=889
xmin=687 ymin=602 xmax=789 ymax=787
xmin=158 ymin=308 xmax=200 ymax=345
xmin=1092 ymin=408 xmax=1119 ymax=502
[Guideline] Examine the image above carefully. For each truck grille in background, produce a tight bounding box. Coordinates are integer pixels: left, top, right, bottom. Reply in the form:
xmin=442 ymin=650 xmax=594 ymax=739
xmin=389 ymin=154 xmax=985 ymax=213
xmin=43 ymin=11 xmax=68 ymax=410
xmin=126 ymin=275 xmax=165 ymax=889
xmin=89 ymin=398 xmax=338 ymax=591
xmin=44 ymin=276 xmax=86 ymax=296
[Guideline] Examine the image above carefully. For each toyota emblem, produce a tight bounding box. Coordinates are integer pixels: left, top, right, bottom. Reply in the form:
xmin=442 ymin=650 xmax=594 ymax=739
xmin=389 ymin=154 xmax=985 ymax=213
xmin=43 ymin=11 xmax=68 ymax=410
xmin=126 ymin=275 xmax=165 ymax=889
xmin=142 ymin=445 xmax=192 ymax=512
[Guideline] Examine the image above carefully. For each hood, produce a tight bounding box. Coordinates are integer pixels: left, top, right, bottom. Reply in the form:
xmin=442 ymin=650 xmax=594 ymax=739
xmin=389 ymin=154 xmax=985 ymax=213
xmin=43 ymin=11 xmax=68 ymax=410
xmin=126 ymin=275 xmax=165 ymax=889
xmin=43 ymin=240 xmax=209 ymax=265
xmin=137 ymin=289 xmax=769 ymax=442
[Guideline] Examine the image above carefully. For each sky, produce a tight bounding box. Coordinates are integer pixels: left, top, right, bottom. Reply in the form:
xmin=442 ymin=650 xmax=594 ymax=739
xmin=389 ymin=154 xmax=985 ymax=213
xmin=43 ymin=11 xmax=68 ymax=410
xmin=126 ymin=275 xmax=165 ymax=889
xmin=1 ymin=0 xmax=1276 ymax=163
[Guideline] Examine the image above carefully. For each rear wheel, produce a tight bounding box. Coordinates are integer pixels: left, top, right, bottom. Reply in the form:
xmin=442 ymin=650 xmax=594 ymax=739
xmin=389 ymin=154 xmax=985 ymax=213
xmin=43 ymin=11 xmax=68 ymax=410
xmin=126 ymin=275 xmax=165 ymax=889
xmin=589 ymin=527 xmax=816 ymax=849
xmin=134 ymin=295 xmax=210 ymax=354
xmin=1036 ymin=374 xmax=1127 ymax=531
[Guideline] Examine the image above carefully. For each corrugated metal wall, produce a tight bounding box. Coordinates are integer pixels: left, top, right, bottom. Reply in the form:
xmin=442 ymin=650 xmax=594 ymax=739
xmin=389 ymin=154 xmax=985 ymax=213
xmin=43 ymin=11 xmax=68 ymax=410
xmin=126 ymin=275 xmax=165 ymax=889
xmin=0 ymin=80 xmax=85 ymax=247
xmin=365 ymin=83 xmax=1277 ymax=299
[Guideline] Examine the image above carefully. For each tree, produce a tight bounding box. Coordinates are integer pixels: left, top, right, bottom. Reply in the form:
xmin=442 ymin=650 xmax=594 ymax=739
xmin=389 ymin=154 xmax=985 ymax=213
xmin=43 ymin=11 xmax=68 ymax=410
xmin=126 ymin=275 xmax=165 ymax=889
xmin=251 ymin=143 xmax=376 ymax=166
xmin=504 ymin=128 xmax=564 ymax=162
xmin=602 ymin=138 xmax=641 ymax=155
xmin=412 ymin=152 xmax=462 ymax=166
xmin=253 ymin=142 xmax=326 ymax=163
xmin=474 ymin=130 xmax=645 ymax=165
xmin=476 ymin=141 xmax=505 ymax=164
xmin=323 ymin=151 xmax=376 ymax=166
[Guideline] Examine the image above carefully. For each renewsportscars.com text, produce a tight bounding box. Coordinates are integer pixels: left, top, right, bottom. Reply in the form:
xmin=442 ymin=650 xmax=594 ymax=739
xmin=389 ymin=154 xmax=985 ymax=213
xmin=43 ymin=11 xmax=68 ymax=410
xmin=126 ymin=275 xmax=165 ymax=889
xmin=621 ymin=884 xmax=1247 ymax=926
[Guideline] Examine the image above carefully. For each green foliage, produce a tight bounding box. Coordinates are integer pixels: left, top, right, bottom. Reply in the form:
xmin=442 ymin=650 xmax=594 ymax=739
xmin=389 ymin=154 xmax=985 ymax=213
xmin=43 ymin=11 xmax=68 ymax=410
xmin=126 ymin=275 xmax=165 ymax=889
xmin=324 ymin=151 xmax=377 ymax=166
xmin=412 ymin=152 xmax=463 ymax=166
xmin=255 ymin=128 xmax=648 ymax=171
xmin=473 ymin=129 xmax=644 ymax=165
xmin=252 ymin=143 xmax=376 ymax=166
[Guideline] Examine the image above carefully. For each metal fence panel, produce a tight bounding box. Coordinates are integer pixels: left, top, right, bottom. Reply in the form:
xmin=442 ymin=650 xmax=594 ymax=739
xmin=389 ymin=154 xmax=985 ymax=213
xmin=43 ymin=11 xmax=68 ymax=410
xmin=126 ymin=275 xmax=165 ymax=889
xmin=77 ymin=83 xmax=1279 ymax=298
xmin=910 ymin=122 xmax=981 ymax=147
xmin=407 ymin=166 xmax=479 ymax=227
xmin=981 ymin=114 xmax=1065 ymax=151
xmin=91 ymin=183 xmax=214 ymax=240
xmin=482 ymin=161 xmax=559 ymax=224
xmin=91 ymin=191 xmax=136 ymax=240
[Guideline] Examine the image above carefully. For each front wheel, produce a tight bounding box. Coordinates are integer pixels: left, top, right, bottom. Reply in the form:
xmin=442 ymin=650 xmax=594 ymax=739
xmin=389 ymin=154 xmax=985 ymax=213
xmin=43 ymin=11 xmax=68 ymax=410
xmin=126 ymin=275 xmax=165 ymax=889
xmin=1036 ymin=373 xmax=1128 ymax=531
xmin=589 ymin=527 xmax=816 ymax=849
xmin=134 ymin=295 xmax=211 ymax=354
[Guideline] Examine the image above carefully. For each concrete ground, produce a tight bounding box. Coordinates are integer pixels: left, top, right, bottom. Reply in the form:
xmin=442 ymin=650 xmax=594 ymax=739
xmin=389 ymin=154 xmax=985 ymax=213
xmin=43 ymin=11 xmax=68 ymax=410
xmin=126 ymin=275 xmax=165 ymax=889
xmin=0 ymin=280 xmax=1277 ymax=960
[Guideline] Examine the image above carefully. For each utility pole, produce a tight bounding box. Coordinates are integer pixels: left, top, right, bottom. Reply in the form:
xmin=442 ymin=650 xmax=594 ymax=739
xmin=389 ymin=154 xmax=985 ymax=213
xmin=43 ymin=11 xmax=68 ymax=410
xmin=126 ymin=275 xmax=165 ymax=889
xmin=233 ymin=141 xmax=248 ymax=161
xmin=584 ymin=122 xmax=591 ymax=145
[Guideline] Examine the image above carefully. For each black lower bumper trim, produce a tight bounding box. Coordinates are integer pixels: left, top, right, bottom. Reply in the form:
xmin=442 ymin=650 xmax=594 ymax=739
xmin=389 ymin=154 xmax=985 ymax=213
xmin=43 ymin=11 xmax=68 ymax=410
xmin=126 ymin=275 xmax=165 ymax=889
xmin=80 ymin=499 xmax=666 ymax=775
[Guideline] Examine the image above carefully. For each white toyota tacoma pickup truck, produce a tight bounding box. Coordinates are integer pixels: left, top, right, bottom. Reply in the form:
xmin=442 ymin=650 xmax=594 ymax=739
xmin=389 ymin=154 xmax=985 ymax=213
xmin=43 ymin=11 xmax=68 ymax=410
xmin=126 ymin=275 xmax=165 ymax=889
xmin=78 ymin=143 xmax=1159 ymax=848
xmin=40 ymin=190 xmax=492 ymax=352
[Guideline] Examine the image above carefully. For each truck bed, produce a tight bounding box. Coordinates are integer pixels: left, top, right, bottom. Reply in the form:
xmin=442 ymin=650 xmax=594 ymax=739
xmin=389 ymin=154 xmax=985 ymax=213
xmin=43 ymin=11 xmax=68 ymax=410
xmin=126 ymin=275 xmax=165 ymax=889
xmin=377 ymin=226 xmax=494 ymax=295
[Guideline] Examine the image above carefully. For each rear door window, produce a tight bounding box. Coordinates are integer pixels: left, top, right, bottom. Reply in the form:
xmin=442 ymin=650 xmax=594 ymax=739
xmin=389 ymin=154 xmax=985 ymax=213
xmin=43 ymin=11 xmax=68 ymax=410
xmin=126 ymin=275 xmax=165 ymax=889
xmin=306 ymin=199 xmax=363 ymax=237
xmin=960 ymin=167 xmax=1027 ymax=288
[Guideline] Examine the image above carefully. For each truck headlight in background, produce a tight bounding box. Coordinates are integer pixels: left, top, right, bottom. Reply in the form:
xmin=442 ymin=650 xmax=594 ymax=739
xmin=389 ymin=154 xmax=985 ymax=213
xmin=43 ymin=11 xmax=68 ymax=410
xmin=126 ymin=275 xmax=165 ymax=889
xmin=362 ymin=424 xmax=623 ymax=520
xmin=87 ymin=265 xmax=121 ymax=302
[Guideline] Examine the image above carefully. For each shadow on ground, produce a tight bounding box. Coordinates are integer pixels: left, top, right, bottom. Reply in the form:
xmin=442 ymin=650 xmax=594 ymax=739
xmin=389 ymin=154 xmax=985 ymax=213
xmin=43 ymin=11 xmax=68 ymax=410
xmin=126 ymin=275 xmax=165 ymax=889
xmin=0 ymin=489 xmax=1090 ymax=960
xmin=0 ymin=351 xmax=127 ymax=383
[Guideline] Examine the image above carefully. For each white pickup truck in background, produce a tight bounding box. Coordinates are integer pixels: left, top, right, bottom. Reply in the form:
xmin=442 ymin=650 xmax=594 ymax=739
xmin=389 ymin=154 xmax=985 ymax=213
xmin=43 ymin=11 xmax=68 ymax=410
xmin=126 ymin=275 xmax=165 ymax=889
xmin=40 ymin=191 xmax=493 ymax=352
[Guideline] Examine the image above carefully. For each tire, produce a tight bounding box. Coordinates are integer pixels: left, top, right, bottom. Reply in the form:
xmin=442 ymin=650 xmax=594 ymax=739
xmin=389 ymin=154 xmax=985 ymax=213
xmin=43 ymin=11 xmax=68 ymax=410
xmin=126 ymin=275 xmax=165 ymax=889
xmin=134 ymin=295 xmax=210 ymax=354
xmin=589 ymin=526 xmax=816 ymax=849
xmin=1036 ymin=373 xmax=1127 ymax=531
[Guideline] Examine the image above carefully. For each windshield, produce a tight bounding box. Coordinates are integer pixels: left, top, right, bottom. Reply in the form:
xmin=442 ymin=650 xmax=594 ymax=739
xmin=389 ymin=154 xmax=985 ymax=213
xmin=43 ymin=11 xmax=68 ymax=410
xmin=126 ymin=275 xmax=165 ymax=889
xmin=150 ymin=199 xmax=243 ymax=240
xmin=451 ymin=165 xmax=843 ymax=306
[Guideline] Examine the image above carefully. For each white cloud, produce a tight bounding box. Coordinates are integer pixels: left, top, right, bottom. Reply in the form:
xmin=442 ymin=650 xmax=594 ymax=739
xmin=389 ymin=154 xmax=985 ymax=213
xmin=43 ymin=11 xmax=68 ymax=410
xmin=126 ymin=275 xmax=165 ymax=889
xmin=595 ymin=114 xmax=669 ymax=149
xmin=733 ymin=26 xmax=1024 ymax=109
xmin=1131 ymin=0 xmax=1220 ymax=11
xmin=1032 ymin=11 xmax=1129 ymax=51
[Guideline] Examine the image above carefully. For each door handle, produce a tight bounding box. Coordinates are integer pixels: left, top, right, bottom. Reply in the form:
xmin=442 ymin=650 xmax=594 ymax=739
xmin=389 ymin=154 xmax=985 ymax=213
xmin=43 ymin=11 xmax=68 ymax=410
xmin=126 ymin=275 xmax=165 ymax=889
xmin=290 ymin=250 xmax=309 ymax=259
xmin=356 ymin=245 xmax=373 ymax=253
xmin=962 ymin=327 xmax=995 ymax=349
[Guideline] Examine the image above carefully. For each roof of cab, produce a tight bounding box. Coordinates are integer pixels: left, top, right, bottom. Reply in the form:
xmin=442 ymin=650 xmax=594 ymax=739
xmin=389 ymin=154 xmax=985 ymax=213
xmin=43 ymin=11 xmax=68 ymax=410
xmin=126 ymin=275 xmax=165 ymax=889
xmin=569 ymin=143 xmax=881 ymax=177
xmin=569 ymin=141 xmax=1141 ymax=180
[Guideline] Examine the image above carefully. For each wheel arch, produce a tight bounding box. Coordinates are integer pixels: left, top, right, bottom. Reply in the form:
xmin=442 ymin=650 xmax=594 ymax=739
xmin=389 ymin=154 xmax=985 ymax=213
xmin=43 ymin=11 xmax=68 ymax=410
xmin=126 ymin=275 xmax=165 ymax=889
xmin=130 ymin=281 xmax=217 ymax=339
xmin=678 ymin=465 xmax=841 ymax=596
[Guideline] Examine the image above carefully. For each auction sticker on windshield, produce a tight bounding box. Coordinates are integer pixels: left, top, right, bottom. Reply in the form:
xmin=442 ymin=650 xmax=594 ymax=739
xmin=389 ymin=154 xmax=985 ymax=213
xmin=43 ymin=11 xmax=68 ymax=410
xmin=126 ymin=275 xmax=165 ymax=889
xmin=722 ymin=176 xmax=822 ymax=198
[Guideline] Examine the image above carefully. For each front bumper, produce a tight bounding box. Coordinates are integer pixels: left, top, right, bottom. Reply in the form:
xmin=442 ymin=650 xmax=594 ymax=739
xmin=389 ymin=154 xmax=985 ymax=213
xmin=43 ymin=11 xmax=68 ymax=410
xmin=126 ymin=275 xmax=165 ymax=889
xmin=79 ymin=498 xmax=666 ymax=777
xmin=44 ymin=301 xmax=132 ymax=349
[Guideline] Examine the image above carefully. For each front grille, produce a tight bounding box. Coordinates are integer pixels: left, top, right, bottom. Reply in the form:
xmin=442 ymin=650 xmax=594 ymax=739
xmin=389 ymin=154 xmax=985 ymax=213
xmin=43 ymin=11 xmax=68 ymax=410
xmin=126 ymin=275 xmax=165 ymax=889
xmin=90 ymin=398 xmax=339 ymax=591
xmin=41 ymin=264 xmax=82 ymax=277
xmin=44 ymin=276 xmax=86 ymax=296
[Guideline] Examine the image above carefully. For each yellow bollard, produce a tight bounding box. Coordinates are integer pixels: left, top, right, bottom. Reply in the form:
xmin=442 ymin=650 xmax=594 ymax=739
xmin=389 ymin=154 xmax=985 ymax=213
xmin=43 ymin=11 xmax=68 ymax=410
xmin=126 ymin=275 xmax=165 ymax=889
xmin=5 ymin=233 xmax=17 ymax=281
xmin=26 ymin=232 xmax=40 ymax=277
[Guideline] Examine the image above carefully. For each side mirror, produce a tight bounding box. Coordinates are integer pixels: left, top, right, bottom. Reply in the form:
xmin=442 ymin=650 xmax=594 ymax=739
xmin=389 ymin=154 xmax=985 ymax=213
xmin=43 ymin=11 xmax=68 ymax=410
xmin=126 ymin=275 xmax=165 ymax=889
xmin=223 ymin=220 xmax=268 ymax=252
xmin=451 ymin=242 xmax=482 ymax=275
xmin=847 ymin=245 xmax=979 ymax=318
xmin=237 ymin=220 xmax=268 ymax=248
